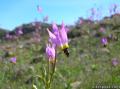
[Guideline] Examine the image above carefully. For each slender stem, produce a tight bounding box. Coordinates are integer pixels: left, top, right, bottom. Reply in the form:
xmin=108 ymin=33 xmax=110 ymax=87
xmin=48 ymin=57 xmax=57 ymax=89
xmin=47 ymin=59 xmax=50 ymax=81
xmin=46 ymin=59 xmax=50 ymax=88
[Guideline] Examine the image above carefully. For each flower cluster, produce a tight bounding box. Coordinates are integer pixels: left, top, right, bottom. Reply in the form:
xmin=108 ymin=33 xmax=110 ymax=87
xmin=101 ymin=37 xmax=108 ymax=47
xmin=46 ymin=22 xmax=69 ymax=62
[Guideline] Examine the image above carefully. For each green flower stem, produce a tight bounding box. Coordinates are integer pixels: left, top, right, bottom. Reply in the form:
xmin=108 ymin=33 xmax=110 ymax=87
xmin=36 ymin=75 xmax=46 ymax=85
xmin=48 ymin=57 xmax=57 ymax=89
xmin=46 ymin=59 xmax=50 ymax=89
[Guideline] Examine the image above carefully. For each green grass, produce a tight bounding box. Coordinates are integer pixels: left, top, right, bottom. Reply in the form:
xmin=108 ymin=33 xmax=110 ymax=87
xmin=0 ymin=28 xmax=120 ymax=89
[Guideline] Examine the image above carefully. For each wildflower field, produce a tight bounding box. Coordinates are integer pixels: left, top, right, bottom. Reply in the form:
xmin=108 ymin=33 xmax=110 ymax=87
xmin=0 ymin=1 xmax=120 ymax=88
xmin=0 ymin=13 xmax=120 ymax=89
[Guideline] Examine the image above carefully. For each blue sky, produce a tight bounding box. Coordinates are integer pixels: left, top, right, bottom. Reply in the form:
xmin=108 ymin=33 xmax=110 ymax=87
xmin=0 ymin=0 xmax=120 ymax=30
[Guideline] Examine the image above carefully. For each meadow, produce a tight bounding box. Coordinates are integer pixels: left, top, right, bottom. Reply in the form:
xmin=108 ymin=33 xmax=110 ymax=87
xmin=0 ymin=14 xmax=120 ymax=89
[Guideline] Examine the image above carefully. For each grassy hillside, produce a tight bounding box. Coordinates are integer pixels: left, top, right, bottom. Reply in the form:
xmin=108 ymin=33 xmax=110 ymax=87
xmin=0 ymin=14 xmax=120 ymax=89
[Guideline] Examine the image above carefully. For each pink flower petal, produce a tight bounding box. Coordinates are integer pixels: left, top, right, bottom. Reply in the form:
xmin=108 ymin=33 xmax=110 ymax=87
xmin=46 ymin=44 xmax=55 ymax=62
xmin=60 ymin=22 xmax=68 ymax=44
xmin=10 ymin=57 xmax=16 ymax=64
xmin=37 ymin=5 xmax=42 ymax=13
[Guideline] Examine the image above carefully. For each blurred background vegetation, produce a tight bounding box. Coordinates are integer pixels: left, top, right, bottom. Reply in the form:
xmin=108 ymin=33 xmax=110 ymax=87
xmin=0 ymin=14 xmax=120 ymax=89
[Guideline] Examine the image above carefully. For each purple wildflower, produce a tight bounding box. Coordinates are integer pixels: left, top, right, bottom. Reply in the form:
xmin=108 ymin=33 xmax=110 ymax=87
xmin=37 ymin=5 xmax=42 ymax=13
xmin=47 ymin=28 xmax=58 ymax=47
xmin=101 ymin=37 xmax=108 ymax=46
xmin=10 ymin=57 xmax=16 ymax=64
xmin=99 ymin=27 xmax=106 ymax=34
xmin=112 ymin=58 xmax=118 ymax=66
xmin=59 ymin=21 xmax=69 ymax=48
xmin=52 ymin=22 xmax=59 ymax=33
xmin=46 ymin=44 xmax=55 ymax=62
xmin=47 ymin=22 xmax=69 ymax=49
xmin=47 ymin=21 xmax=69 ymax=57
